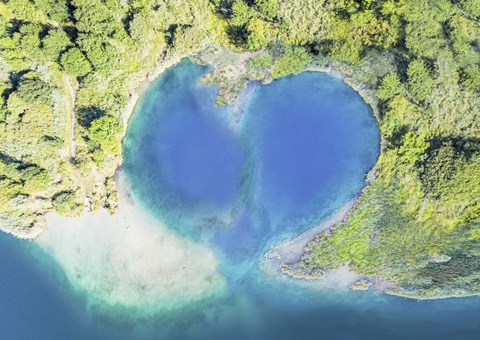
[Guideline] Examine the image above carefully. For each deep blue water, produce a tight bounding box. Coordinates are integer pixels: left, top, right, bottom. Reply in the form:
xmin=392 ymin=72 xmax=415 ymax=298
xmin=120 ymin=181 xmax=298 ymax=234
xmin=1 ymin=59 xmax=480 ymax=339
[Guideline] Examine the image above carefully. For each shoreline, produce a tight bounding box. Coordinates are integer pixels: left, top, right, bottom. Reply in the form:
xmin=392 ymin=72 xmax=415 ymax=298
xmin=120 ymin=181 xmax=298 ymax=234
xmin=115 ymin=52 xmax=389 ymax=294
xmin=118 ymin=52 xmax=185 ymax=146
xmin=307 ymin=65 xmax=386 ymax=153
xmin=36 ymin=172 xmax=225 ymax=313
xmin=262 ymin=198 xmax=356 ymax=272
xmin=41 ymin=48 xmax=387 ymax=296
xmin=20 ymin=47 xmax=477 ymax=301
xmin=260 ymin=199 xmax=368 ymax=290
xmin=258 ymin=63 xmax=388 ymax=290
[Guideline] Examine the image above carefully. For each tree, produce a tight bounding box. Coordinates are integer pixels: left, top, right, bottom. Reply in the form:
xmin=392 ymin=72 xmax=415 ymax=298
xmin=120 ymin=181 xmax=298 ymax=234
xmin=449 ymin=15 xmax=478 ymax=65
xmin=350 ymin=10 xmax=399 ymax=49
xmin=256 ymin=0 xmax=278 ymax=20
xmin=6 ymin=0 xmax=45 ymax=23
xmin=247 ymin=18 xmax=269 ymax=50
xmin=397 ymin=131 xmax=429 ymax=171
xmin=329 ymin=39 xmax=361 ymax=65
xmin=42 ymin=29 xmax=72 ymax=60
xmin=72 ymin=0 xmax=124 ymax=37
xmin=460 ymin=0 xmax=480 ymax=18
xmin=407 ymin=59 xmax=433 ymax=102
xmin=405 ymin=19 xmax=444 ymax=58
xmin=88 ymin=115 xmax=122 ymax=154
xmin=462 ymin=66 xmax=480 ymax=92
xmin=52 ymin=191 xmax=80 ymax=215
xmin=77 ymin=34 xmax=119 ymax=74
xmin=403 ymin=1 xmax=450 ymax=59
xmin=60 ymin=48 xmax=92 ymax=77
xmin=19 ymin=24 xmax=44 ymax=61
xmin=128 ymin=11 xmax=154 ymax=42
xmin=22 ymin=167 xmax=50 ymax=194
xmin=419 ymin=140 xmax=458 ymax=197
xmin=377 ymin=73 xmax=403 ymax=101
xmin=272 ymin=46 xmax=310 ymax=78
xmin=231 ymin=0 xmax=253 ymax=26
xmin=6 ymin=75 xmax=52 ymax=117
xmin=0 ymin=180 xmax=22 ymax=207
xmin=33 ymin=0 xmax=69 ymax=23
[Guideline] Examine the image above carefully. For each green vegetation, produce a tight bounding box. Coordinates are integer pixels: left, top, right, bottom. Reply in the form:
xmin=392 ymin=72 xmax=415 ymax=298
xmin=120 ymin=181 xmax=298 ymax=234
xmin=272 ymin=47 xmax=310 ymax=79
xmin=1 ymin=0 xmax=480 ymax=298
xmin=407 ymin=59 xmax=433 ymax=102
xmin=61 ymin=48 xmax=92 ymax=77
xmin=0 ymin=0 xmax=223 ymax=237
xmin=278 ymin=0 xmax=480 ymax=296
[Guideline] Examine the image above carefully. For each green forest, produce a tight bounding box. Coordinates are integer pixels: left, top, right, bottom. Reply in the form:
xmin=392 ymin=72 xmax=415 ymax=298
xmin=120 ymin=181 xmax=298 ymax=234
xmin=1 ymin=0 xmax=480 ymax=298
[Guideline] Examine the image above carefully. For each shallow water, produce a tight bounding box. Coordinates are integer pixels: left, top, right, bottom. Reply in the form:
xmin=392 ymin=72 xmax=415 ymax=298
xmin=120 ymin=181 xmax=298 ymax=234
xmin=2 ymin=59 xmax=480 ymax=339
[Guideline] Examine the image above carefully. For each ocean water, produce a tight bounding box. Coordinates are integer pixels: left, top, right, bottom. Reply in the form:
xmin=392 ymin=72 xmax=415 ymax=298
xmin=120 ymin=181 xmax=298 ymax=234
xmin=1 ymin=59 xmax=480 ymax=339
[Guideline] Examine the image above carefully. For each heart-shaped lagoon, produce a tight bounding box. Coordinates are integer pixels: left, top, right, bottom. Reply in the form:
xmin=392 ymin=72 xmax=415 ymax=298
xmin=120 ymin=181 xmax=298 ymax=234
xmin=123 ymin=59 xmax=379 ymax=268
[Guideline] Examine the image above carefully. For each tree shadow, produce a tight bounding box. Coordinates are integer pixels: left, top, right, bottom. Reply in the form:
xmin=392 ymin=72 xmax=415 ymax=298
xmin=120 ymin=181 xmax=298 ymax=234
xmin=76 ymin=106 xmax=106 ymax=128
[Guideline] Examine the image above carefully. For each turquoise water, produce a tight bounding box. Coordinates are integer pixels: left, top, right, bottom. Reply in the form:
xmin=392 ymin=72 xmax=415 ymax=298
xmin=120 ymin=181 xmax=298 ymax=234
xmin=1 ymin=59 xmax=480 ymax=339
xmin=123 ymin=60 xmax=379 ymax=266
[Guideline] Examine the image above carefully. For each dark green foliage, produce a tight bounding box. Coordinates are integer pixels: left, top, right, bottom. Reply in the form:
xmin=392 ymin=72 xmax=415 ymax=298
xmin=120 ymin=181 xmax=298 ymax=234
xmin=42 ymin=29 xmax=72 ymax=60
xmin=21 ymin=166 xmax=50 ymax=193
xmin=246 ymin=18 xmax=269 ymax=50
xmin=407 ymin=59 xmax=433 ymax=102
xmin=6 ymin=0 xmax=43 ymax=22
xmin=377 ymin=73 xmax=402 ymax=101
xmin=72 ymin=0 xmax=125 ymax=37
xmin=418 ymin=138 xmax=480 ymax=198
xmin=88 ymin=115 xmax=122 ymax=154
xmin=89 ymin=115 xmax=122 ymax=143
xmin=33 ymin=0 xmax=69 ymax=23
xmin=18 ymin=24 xmax=44 ymax=61
xmin=77 ymin=106 xmax=106 ymax=128
xmin=61 ymin=48 xmax=92 ymax=77
xmin=77 ymin=35 xmax=119 ymax=73
xmin=255 ymin=0 xmax=278 ymax=20
xmin=404 ymin=1 xmax=447 ymax=59
xmin=419 ymin=253 xmax=480 ymax=287
xmin=231 ymin=0 xmax=253 ymax=26
xmin=418 ymin=140 xmax=459 ymax=198
xmin=272 ymin=47 xmax=310 ymax=78
xmin=462 ymin=65 xmax=480 ymax=92
xmin=460 ymin=0 xmax=480 ymax=18
xmin=250 ymin=54 xmax=272 ymax=68
xmin=0 ymin=179 xmax=22 ymax=206
xmin=16 ymin=77 xmax=52 ymax=107
xmin=52 ymin=191 xmax=79 ymax=216
xmin=448 ymin=15 xmax=479 ymax=66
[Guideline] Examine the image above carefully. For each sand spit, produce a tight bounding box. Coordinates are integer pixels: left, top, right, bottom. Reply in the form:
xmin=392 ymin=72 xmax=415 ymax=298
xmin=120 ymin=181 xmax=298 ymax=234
xmin=36 ymin=175 xmax=224 ymax=311
xmin=261 ymin=197 xmax=394 ymax=293
xmin=262 ymin=199 xmax=356 ymax=273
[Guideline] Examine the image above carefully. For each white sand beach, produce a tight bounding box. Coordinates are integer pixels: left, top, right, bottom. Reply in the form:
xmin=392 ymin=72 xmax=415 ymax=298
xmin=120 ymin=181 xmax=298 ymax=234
xmin=36 ymin=174 xmax=224 ymax=311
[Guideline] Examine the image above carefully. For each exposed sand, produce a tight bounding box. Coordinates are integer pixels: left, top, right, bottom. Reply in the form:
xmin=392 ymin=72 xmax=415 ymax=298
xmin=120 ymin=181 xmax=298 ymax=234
xmin=36 ymin=174 xmax=225 ymax=311
xmin=261 ymin=197 xmax=394 ymax=292
xmin=260 ymin=199 xmax=369 ymax=290
xmin=262 ymin=199 xmax=356 ymax=271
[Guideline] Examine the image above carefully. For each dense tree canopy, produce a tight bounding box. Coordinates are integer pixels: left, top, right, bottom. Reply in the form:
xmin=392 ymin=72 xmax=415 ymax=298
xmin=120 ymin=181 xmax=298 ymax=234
xmin=61 ymin=48 xmax=93 ymax=77
xmin=407 ymin=59 xmax=433 ymax=102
